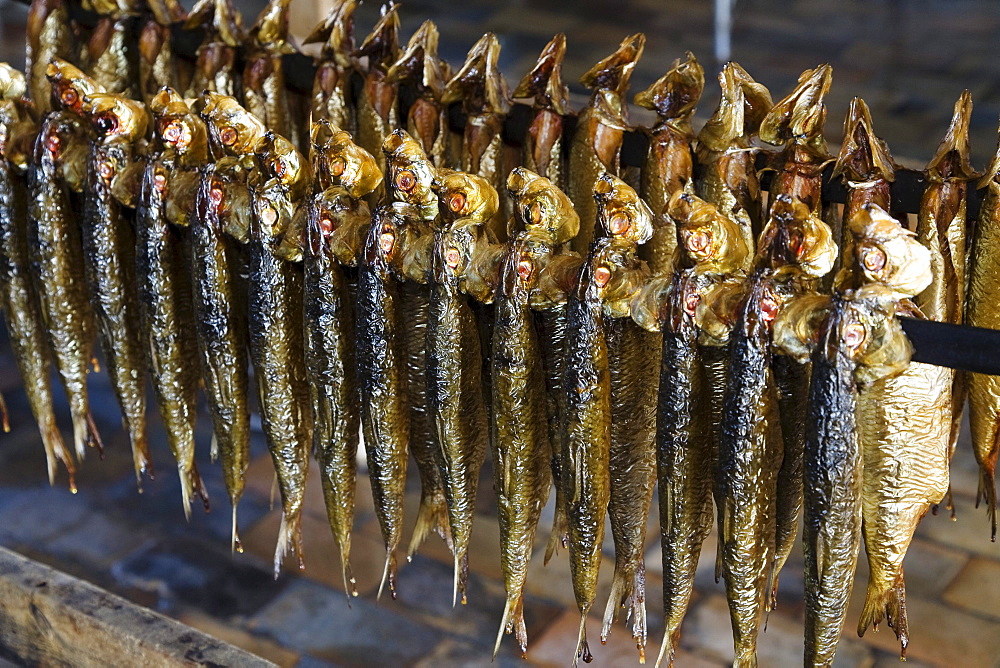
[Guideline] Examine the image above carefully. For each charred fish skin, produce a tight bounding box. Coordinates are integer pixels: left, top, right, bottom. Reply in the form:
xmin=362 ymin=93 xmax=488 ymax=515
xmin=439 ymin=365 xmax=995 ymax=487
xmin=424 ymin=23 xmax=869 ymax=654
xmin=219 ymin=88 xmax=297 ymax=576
xmin=568 ymin=33 xmax=644 ymax=256
xmin=248 ymin=132 xmax=313 ymax=577
xmin=427 ymin=169 xmax=498 ymax=606
xmin=0 ymin=68 xmax=76 ymax=487
xmin=512 ymin=34 xmax=570 ymax=190
xmin=27 ymin=110 xmax=99 ymax=461
xmin=634 ymin=51 xmax=704 ymax=275
xmin=592 ymin=173 xmax=656 ymax=656
xmin=356 ymin=202 xmax=413 ymax=600
xmin=80 ymin=94 xmax=152 ymax=487
xmin=304 ymin=0 xmax=359 ymax=136
xmin=442 ymin=33 xmax=512 ymax=241
xmin=969 ymin=123 xmax=1000 ymax=539
xmin=696 ymin=62 xmax=772 ymax=256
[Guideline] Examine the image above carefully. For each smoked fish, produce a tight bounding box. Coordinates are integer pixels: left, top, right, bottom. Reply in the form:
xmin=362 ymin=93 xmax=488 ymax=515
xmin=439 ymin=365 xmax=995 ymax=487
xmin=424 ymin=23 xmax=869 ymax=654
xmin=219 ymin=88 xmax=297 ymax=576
xmin=26 ymin=0 xmax=77 ymax=116
xmin=512 ymin=34 xmax=570 ymax=190
xmin=243 ymin=0 xmax=296 ymax=141
xmin=184 ymin=0 xmax=244 ymax=98
xmin=568 ymin=33 xmax=644 ymax=255
xmin=304 ymin=0 xmax=358 ymax=136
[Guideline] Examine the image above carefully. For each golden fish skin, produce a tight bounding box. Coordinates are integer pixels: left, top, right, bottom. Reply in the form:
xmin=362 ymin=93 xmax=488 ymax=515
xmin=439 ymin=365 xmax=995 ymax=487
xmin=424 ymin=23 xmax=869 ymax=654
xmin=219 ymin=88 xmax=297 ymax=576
xmin=27 ymin=111 xmax=100 ymax=460
xmin=85 ymin=17 xmax=136 ymax=98
xmin=443 ymin=33 xmax=512 ymax=242
xmin=357 ymin=203 xmax=414 ymax=599
xmin=0 ymin=81 xmax=76 ymax=487
xmin=916 ymin=92 xmax=977 ymax=496
xmin=184 ymin=0 xmax=244 ymax=98
xmin=967 ymin=128 xmax=1000 ymax=538
xmin=306 ymin=0 xmax=358 ymax=136
xmin=513 ymin=34 xmax=570 ymax=190
xmin=243 ymin=0 xmax=295 ymax=141
xmin=138 ymin=21 xmax=181 ymax=107
xmin=26 ymin=0 xmax=77 ymax=116
xmin=567 ymin=33 xmax=644 ymax=256
xmin=386 ymin=20 xmax=450 ymax=167
xmin=634 ymin=51 xmax=704 ymax=276
xmin=249 ymin=133 xmax=313 ymax=576
xmin=355 ymin=5 xmax=401 ymax=206
xmin=81 ymin=108 xmax=152 ymax=487
xmin=592 ymin=174 xmax=655 ymax=656
xmin=696 ymin=62 xmax=772 ymax=263
xmin=491 ymin=232 xmax=552 ymax=657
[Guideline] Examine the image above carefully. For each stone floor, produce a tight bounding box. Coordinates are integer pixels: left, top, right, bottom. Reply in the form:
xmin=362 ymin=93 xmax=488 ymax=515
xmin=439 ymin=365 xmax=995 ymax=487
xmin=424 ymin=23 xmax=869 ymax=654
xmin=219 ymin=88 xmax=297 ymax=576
xmin=2 ymin=0 xmax=1000 ymax=666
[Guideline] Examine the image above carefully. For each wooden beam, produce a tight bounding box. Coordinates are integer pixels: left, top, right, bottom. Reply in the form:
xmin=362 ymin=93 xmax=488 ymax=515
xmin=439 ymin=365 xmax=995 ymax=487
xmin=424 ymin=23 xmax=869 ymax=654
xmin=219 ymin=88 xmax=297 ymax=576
xmin=0 ymin=546 xmax=275 ymax=667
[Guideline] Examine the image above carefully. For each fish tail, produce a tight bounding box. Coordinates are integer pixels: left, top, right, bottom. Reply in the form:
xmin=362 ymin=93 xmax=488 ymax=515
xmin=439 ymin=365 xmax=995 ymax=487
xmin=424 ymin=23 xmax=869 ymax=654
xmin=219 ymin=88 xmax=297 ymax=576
xmin=976 ymin=462 xmax=998 ymax=541
xmin=40 ymin=413 xmax=76 ymax=491
xmin=767 ymin=552 xmax=789 ymax=611
xmin=406 ymin=489 xmax=451 ymax=559
xmin=858 ymin=575 xmax=909 ymax=656
xmin=544 ymin=501 xmax=569 ymax=565
xmin=377 ymin=548 xmax=398 ymax=601
xmin=127 ymin=420 xmax=153 ymax=488
xmin=231 ymin=505 xmax=242 ymax=554
xmin=85 ymin=410 xmax=104 ymax=458
xmin=340 ymin=546 xmax=358 ymax=602
xmin=0 ymin=392 xmax=8 ymax=433
xmin=601 ymin=560 xmax=647 ymax=651
xmin=71 ymin=412 xmax=87 ymax=461
xmin=273 ymin=510 xmax=303 ymax=579
xmin=493 ymin=596 xmax=514 ymax=659
xmin=573 ymin=612 xmax=593 ymax=665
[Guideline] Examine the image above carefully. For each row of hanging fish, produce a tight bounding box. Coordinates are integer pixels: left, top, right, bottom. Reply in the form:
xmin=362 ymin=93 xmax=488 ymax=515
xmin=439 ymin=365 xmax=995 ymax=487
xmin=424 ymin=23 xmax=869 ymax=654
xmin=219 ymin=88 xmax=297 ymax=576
xmin=1 ymin=0 xmax=999 ymax=665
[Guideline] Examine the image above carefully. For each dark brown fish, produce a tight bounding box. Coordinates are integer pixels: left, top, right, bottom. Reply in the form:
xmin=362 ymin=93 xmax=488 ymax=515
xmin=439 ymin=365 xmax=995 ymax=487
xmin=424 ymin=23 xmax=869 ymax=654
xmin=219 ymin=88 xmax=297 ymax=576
xmin=243 ymin=0 xmax=295 ymax=140
xmin=184 ymin=0 xmax=244 ymax=98
xmin=303 ymin=0 xmax=358 ymax=136
xmin=567 ymin=33 xmax=644 ymax=255
xmin=512 ymin=34 xmax=570 ymax=190
xmin=443 ymin=33 xmax=511 ymax=242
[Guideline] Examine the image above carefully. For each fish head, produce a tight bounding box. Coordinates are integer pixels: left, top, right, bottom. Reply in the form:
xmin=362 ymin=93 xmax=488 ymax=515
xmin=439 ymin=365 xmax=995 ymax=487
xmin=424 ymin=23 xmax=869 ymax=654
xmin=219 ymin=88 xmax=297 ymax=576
xmin=759 ymin=194 xmax=836 ymax=278
xmin=593 ymin=172 xmax=653 ymax=244
xmin=507 ymin=167 xmax=579 ymax=243
xmin=772 ymin=292 xmax=831 ymax=362
xmin=442 ymin=32 xmax=511 ymax=114
xmin=385 ymin=20 xmax=446 ymax=99
xmin=354 ymin=3 xmax=401 ymax=73
xmin=311 ymin=120 xmax=382 ymax=199
xmin=35 ymin=112 xmax=89 ymax=183
xmin=46 ymin=58 xmax=103 ymax=116
xmin=151 ymin=87 xmax=209 ymax=159
xmin=759 ymin=64 xmax=832 ymax=147
xmin=84 ymin=93 xmax=149 ymax=142
xmin=697 ymin=62 xmax=773 ymax=151
xmin=832 ymin=97 xmax=895 ymax=183
xmin=584 ymin=237 xmax=640 ymax=303
xmin=365 ymin=201 xmax=412 ymax=269
xmin=512 ymin=33 xmax=569 ymax=114
xmin=304 ymin=0 xmax=357 ymax=67
xmin=254 ymin=131 xmax=309 ymax=198
xmin=199 ymin=91 xmax=267 ymax=157
xmin=507 ymin=166 xmax=579 ymax=245
xmin=669 ymin=190 xmax=750 ymax=273
xmin=634 ymin=51 xmax=704 ymax=121
xmin=383 ymin=128 xmax=437 ymax=215
xmin=845 ymin=203 xmax=932 ymax=297
xmin=252 ymin=182 xmax=297 ymax=245
xmin=432 ymin=168 xmax=498 ymax=227
xmin=826 ymin=289 xmax=911 ymax=384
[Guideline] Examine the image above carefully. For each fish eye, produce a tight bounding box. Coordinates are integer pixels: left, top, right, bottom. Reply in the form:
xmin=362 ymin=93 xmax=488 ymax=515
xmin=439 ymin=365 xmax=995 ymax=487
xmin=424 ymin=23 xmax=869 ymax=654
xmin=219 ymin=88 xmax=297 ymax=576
xmin=608 ymin=211 xmax=630 ymax=235
xmin=95 ymin=112 xmax=119 ymax=135
xmin=260 ymin=206 xmax=278 ymax=227
xmin=379 ymin=230 xmax=395 ymax=254
xmin=271 ymin=159 xmax=286 ymax=178
xmin=845 ymin=322 xmax=866 ymax=349
xmin=220 ymin=126 xmax=238 ymax=146
xmin=395 ymin=169 xmax=416 ymax=192
xmin=685 ymin=229 xmax=711 ymax=253
xmin=683 ymin=290 xmax=700 ymax=316
xmin=445 ymin=247 xmax=461 ymax=269
xmin=517 ymin=257 xmax=533 ymax=280
xmin=861 ymin=246 xmax=886 ymax=273
xmin=330 ymin=159 xmax=345 ymax=177
xmin=45 ymin=133 xmax=61 ymax=155
xmin=209 ymin=185 xmax=225 ymax=210
xmin=60 ymin=88 xmax=77 ymax=107
xmin=594 ymin=264 xmax=612 ymax=287
xmin=98 ymin=161 xmax=114 ymax=180
xmin=760 ymin=295 xmax=779 ymax=322
xmin=787 ymin=230 xmax=804 ymax=258
xmin=153 ymin=172 xmax=167 ymax=192
xmin=319 ymin=216 xmax=334 ymax=236
xmin=448 ymin=192 xmax=466 ymax=213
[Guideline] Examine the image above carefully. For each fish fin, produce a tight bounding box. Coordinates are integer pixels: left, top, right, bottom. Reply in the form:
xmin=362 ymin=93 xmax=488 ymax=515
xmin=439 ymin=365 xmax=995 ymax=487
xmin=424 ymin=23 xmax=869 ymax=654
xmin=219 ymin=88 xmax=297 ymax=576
xmin=340 ymin=548 xmax=357 ymax=603
xmin=493 ymin=596 xmax=513 ymax=659
xmin=653 ymin=628 xmax=676 ymax=668
xmin=127 ymin=421 xmax=153 ymax=490
xmin=231 ymin=505 xmax=243 ymax=554
xmin=406 ymin=490 xmax=451 ymax=559
xmin=0 ymin=392 xmax=8 ymax=433
xmin=72 ymin=413 xmax=88 ymax=461
xmin=544 ymin=501 xmax=568 ymax=565
xmin=178 ymin=465 xmax=194 ymax=521
xmin=494 ymin=595 xmax=528 ymax=659
xmin=976 ymin=424 xmax=999 ymax=541
xmin=573 ymin=612 xmax=593 ymax=665
xmin=269 ymin=472 xmax=278 ymax=510
xmin=86 ymin=411 xmax=104 ymax=459
xmin=273 ymin=510 xmax=303 ymax=579
xmin=601 ymin=562 xmax=647 ymax=656
xmin=377 ymin=548 xmax=398 ymax=601
xmin=858 ymin=575 xmax=908 ymax=657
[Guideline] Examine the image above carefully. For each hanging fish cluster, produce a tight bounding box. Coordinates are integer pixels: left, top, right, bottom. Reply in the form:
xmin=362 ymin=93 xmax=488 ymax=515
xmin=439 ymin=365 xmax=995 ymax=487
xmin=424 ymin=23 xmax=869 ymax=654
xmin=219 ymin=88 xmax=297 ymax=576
xmin=0 ymin=0 xmax=997 ymax=665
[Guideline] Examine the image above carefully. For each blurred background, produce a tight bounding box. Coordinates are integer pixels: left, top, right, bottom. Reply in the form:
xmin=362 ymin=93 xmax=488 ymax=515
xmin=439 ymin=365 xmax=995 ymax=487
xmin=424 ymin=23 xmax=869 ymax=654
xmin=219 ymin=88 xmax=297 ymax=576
xmin=2 ymin=0 xmax=1000 ymax=666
